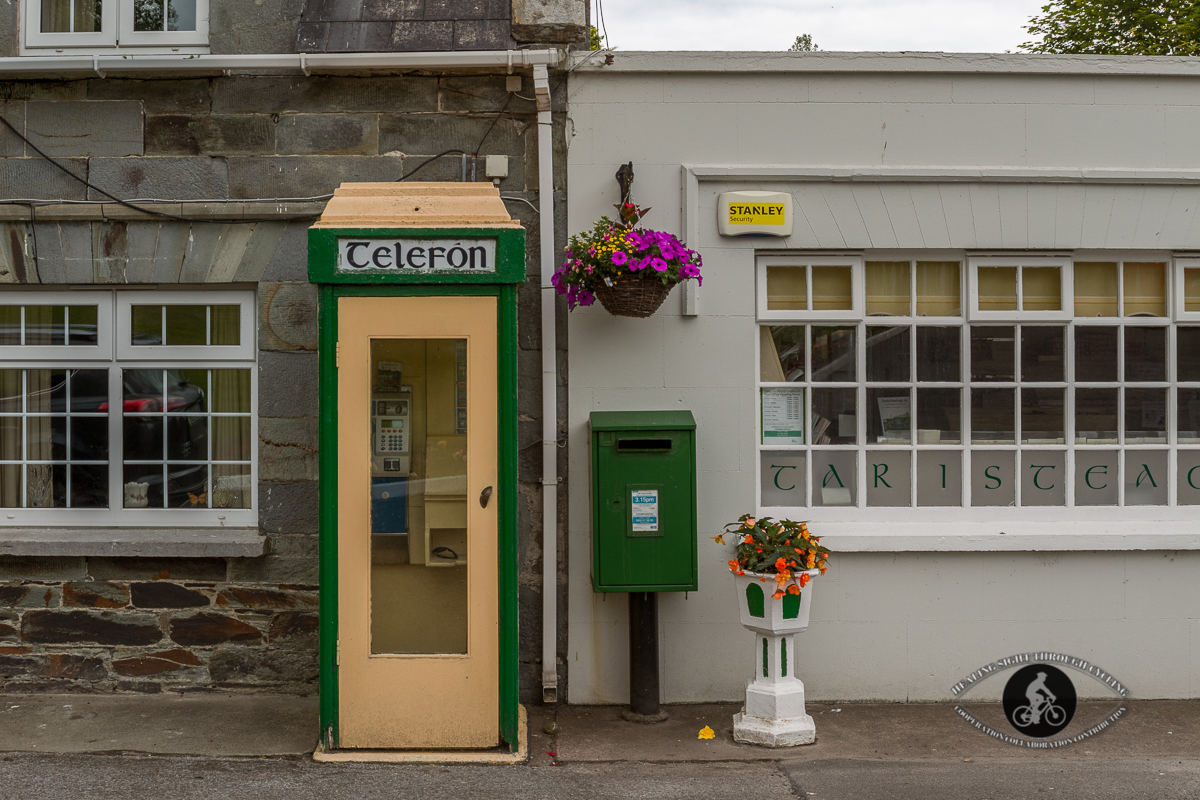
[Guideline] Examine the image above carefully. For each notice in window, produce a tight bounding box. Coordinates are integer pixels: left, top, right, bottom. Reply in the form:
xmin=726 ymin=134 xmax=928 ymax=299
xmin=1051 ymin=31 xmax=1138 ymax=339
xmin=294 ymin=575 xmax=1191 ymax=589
xmin=631 ymin=489 xmax=659 ymax=532
xmin=763 ymin=387 xmax=805 ymax=445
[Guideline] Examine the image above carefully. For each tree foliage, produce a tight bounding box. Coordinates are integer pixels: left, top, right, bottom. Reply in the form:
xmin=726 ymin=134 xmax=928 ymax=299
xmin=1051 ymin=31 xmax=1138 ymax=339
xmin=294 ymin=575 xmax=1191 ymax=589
xmin=789 ymin=34 xmax=819 ymax=52
xmin=1020 ymin=0 xmax=1200 ymax=55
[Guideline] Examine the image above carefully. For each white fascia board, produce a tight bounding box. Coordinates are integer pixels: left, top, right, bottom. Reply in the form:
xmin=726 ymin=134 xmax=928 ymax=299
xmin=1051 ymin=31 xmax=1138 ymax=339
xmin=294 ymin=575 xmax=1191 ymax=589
xmin=0 ymin=49 xmax=561 ymax=76
xmin=813 ymin=521 xmax=1200 ymax=552
xmin=570 ymin=50 xmax=1200 ymax=77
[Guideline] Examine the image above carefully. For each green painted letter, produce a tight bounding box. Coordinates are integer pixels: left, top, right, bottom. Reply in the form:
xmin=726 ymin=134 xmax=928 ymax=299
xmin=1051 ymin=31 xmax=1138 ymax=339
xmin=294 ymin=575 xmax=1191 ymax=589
xmin=984 ymin=465 xmax=1002 ymax=489
xmin=873 ymin=463 xmax=891 ymax=488
xmin=1085 ymin=465 xmax=1108 ymax=490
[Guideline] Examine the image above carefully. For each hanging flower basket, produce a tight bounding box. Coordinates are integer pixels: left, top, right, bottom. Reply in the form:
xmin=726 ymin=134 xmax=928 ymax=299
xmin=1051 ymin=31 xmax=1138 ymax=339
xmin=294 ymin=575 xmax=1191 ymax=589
xmin=592 ymin=279 xmax=676 ymax=318
xmin=552 ymin=202 xmax=702 ymax=318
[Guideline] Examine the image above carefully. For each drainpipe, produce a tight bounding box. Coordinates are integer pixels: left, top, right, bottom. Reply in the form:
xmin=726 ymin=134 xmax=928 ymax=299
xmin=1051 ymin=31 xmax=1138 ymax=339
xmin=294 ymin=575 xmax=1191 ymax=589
xmin=534 ymin=63 xmax=559 ymax=705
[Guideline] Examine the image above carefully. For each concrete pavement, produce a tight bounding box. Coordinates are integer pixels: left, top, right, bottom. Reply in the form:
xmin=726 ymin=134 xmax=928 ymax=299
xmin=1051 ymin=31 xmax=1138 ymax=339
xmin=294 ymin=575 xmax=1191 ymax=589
xmin=0 ymin=694 xmax=1197 ymax=799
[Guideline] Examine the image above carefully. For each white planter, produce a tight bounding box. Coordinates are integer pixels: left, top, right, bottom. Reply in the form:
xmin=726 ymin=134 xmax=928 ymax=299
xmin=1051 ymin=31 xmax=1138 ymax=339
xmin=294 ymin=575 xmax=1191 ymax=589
xmin=732 ymin=569 xmax=820 ymax=748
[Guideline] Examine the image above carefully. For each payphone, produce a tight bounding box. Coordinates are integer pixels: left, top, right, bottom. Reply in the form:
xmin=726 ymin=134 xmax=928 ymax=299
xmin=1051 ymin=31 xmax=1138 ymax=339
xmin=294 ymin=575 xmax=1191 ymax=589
xmin=370 ymin=362 xmax=411 ymax=535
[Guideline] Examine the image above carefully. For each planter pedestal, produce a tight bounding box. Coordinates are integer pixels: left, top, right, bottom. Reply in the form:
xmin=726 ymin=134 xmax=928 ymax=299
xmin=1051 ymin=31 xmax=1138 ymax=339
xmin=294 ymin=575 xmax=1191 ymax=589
xmin=732 ymin=571 xmax=819 ymax=748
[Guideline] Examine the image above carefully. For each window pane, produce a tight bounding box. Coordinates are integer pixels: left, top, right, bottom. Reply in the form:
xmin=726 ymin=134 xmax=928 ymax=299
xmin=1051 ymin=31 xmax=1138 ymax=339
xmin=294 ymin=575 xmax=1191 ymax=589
xmin=915 ymin=261 xmax=960 ymax=316
xmin=26 ymin=464 xmax=64 ymax=508
xmin=213 ymin=369 xmax=252 ymax=413
xmin=917 ymin=388 xmax=961 ymax=444
xmin=1185 ymin=268 xmax=1200 ymax=313
xmin=167 ymin=416 xmax=207 ymax=460
xmin=1075 ymin=450 xmax=1118 ymax=506
xmin=866 ymin=450 xmax=910 ymax=506
xmin=123 ymin=464 xmax=163 ymax=509
xmin=868 ymin=388 xmax=910 ymax=444
xmin=168 ymin=464 xmax=209 ymax=509
xmin=213 ymin=417 xmax=251 ymax=461
xmin=1021 ymin=387 xmax=1064 ymax=443
xmin=1123 ymin=262 xmax=1166 ymax=317
xmin=761 ymin=388 xmax=804 ymax=445
xmin=916 ymin=326 xmax=960 ymax=382
xmin=1125 ymin=450 xmax=1167 ymax=505
xmin=0 ymin=416 xmax=19 ymax=460
xmin=865 ymin=326 xmax=909 ymax=382
xmin=1124 ymin=327 xmax=1166 ymax=382
xmin=131 ymin=306 xmax=162 ymax=346
xmin=865 ymin=261 xmax=909 ymax=316
xmin=71 ymin=417 xmax=108 ymax=461
xmin=1179 ymin=327 xmax=1200 ymax=381
xmin=971 ymin=450 xmax=1015 ymax=506
xmin=42 ymin=0 xmax=102 ymax=33
xmin=812 ymin=450 xmax=856 ymax=507
xmin=124 ymin=416 xmax=163 ymax=460
xmin=917 ymin=450 xmax=961 ymax=506
xmin=811 ymin=266 xmax=852 ymax=311
xmin=970 ymin=326 xmax=1014 ymax=382
xmin=766 ymin=266 xmax=806 ymax=311
xmin=75 ymin=0 xmax=102 ymax=31
xmin=811 ymin=326 xmax=856 ymax=382
xmin=1125 ymin=387 xmax=1166 ymax=442
xmin=169 ymin=369 xmax=208 ymax=413
xmin=165 ymin=305 xmax=207 ymax=346
xmin=760 ymin=451 xmax=805 ymax=507
xmin=27 ymin=369 xmax=66 ymax=414
xmin=1076 ymin=388 xmax=1118 ymax=443
xmin=213 ymin=465 xmax=252 ymax=509
xmin=1022 ymin=450 xmax=1065 ymax=506
xmin=211 ymin=305 xmax=240 ymax=345
xmin=1177 ymin=388 xmax=1200 ymax=442
xmin=1177 ymin=450 xmax=1200 ymax=505
xmin=71 ymin=465 xmax=108 ymax=508
xmin=168 ymin=0 xmax=198 ymax=31
xmin=25 ymin=306 xmax=65 ymax=346
xmin=971 ymin=387 xmax=1014 ymax=443
xmin=0 ymin=370 xmax=20 ymax=413
xmin=1021 ymin=326 xmax=1064 ymax=382
xmin=27 ymin=416 xmax=66 ymax=461
xmin=0 ymin=307 xmax=19 ymax=346
xmin=811 ymin=388 xmax=855 ymax=445
xmin=761 ymin=326 xmax=804 ymax=382
xmin=69 ymin=369 xmax=108 ymax=413
xmin=134 ymin=0 xmax=164 ymax=31
xmin=1022 ymin=267 xmax=1061 ymax=311
xmin=1075 ymin=326 xmax=1118 ymax=382
xmin=978 ymin=267 xmax=1017 ymax=311
xmin=0 ymin=464 xmax=18 ymax=508
xmin=1074 ymin=262 xmax=1119 ymax=317
xmin=69 ymin=306 xmax=98 ymax=346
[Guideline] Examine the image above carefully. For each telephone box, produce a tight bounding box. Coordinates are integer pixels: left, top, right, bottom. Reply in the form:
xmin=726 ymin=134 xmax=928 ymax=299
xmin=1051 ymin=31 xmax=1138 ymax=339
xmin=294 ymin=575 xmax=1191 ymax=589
xmin=309 ymin=183 xmax=524 ymax=753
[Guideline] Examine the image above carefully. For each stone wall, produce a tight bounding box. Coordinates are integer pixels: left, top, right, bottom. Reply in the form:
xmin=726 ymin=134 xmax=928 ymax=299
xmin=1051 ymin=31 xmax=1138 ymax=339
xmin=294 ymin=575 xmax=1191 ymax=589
xmin=0 ymin=71 xmax=569 ymax=698
xmin=0 ymin=556 xmax=317 ymax=693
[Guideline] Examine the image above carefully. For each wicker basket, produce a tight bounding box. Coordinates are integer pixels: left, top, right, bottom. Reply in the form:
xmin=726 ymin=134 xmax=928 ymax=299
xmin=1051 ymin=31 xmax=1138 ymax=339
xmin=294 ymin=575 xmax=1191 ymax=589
xmin=593 ymin=280 xmax=676 ymax=318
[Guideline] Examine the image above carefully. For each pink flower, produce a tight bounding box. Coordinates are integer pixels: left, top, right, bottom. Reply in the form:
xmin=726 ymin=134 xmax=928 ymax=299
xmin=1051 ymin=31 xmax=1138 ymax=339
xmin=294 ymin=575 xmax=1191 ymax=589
xmin=651 ymin=258 xmax=668 ymax=272
xmin=611 ymin=251 xmax=628 ymax=266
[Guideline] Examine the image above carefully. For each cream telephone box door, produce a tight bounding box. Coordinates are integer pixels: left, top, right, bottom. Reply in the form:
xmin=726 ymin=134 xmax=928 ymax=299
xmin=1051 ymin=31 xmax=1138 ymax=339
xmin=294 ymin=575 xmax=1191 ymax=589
xmin=337 ymin=295 xmax=498 ymax=749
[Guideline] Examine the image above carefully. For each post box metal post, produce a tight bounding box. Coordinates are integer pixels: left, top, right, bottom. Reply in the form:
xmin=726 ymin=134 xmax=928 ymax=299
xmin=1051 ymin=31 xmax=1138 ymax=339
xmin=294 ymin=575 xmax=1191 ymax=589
xmin=590 ymin=410 xmax=697 ymax=721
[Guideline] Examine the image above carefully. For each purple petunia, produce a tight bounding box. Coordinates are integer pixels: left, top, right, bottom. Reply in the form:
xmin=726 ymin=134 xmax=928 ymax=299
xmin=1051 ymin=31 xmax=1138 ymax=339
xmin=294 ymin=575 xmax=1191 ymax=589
xmin=612 ymin=251 xmax=628 ymax=266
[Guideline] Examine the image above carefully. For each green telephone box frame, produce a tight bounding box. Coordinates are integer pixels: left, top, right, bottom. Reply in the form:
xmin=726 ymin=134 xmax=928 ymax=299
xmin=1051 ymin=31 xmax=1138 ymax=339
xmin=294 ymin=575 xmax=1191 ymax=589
xmin=309 ymin=225 xmax=525 ymax=751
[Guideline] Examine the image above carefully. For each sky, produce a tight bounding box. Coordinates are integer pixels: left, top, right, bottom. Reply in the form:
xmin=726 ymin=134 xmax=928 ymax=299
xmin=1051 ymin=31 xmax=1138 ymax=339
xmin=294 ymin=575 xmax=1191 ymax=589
xmin=595 ymin=0 xmax=1053 ymax=53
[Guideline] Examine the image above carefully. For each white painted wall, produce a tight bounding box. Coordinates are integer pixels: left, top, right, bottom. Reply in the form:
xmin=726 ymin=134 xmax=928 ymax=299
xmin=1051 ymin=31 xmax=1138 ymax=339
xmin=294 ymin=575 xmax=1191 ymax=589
xmin=565 ymin=53 xmax=1200 ymax=704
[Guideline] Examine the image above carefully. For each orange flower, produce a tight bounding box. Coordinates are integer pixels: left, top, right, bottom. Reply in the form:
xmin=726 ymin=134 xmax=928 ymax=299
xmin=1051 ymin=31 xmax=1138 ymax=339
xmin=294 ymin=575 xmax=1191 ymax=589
xmin=775 ymin=571 xmax=789 ymax=586
xmin=727 ymin=560 xmax=738 ymax=572
xmin=774 ymin=557 xmax=788 ymax=572
xmin=772 ymin=590 xmax=785 ymax=600
xmin=713 ymin=535 xmax=725 ymax=545
xmin=820 ymin=567 xmax=828 ymax=575
xmin=787 ymin=584 xmax=801 ymax=595
xmin=743 ymin=518 xmax=756 ymax=528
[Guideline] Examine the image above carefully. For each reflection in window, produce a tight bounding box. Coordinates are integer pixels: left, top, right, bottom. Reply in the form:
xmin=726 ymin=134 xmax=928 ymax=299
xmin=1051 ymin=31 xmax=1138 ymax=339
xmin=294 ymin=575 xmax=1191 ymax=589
xmin=41 ymin=0 xmax=103 ymax=32
xmin=0 ymin=305 xmax=98 ymax=347
xmin=131 ymin=305 xmax=240 ymax=347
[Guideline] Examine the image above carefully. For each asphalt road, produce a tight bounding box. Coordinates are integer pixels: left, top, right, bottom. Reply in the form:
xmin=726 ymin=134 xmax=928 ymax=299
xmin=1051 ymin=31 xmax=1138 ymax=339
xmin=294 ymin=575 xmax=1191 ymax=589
xmin=2 ymin=753 xmax=1197 ymax=800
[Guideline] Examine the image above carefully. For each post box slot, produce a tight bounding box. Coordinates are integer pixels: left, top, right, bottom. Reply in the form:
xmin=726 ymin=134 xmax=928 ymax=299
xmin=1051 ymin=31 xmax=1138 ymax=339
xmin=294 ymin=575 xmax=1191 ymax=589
xmin=617 ymin=438 xmax=673 ymax=451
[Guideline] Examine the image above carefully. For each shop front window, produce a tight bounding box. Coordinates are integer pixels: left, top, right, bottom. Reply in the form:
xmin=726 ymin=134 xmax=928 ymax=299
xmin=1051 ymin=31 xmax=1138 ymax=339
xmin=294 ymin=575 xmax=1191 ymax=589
xmin=757 ymin=255 xmax=1197 ymax=510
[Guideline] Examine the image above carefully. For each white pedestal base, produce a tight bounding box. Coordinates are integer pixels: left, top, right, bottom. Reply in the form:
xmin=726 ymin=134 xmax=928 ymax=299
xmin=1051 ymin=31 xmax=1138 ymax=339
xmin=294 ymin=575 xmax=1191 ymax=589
xmin=732 ymin=710 xmax=816 ymax=747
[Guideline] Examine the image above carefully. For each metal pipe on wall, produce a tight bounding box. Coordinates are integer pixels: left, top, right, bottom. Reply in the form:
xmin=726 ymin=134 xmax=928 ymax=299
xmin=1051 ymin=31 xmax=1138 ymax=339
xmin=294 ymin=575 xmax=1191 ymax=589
xmin=533 ymin=63 xmax=559 ymax=704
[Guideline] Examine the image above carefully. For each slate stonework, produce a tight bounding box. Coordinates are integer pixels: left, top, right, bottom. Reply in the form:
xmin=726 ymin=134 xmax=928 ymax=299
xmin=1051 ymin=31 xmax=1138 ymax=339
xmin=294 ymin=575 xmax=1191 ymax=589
xmin=169 ymin=613 xmax=265 ymax=647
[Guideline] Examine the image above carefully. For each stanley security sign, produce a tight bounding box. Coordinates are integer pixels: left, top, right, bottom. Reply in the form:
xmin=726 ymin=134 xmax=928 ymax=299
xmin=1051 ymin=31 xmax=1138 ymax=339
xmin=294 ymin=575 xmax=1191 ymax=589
xmin=717 ymin=191 xmax=793 ymax=237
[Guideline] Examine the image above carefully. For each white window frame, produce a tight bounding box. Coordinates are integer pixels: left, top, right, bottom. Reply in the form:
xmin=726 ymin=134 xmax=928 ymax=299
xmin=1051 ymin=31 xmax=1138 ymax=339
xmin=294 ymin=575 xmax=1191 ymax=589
xmin=756 ymin=254 xmax=864 ymax=322
xmin=967 ymin=256 xmax=1074 ymax=321
xmin=754 ymin=254 xmax=1199 ymax=532
xmin=116 ymin=290 xmax=256 ymax=361
xmin=0 ymin=290 xmax=114 ymax=362
xmin=22 ymin=0 xmax=210 ymax=53
xmin=1 ymin=288 xmax=256 ymax=527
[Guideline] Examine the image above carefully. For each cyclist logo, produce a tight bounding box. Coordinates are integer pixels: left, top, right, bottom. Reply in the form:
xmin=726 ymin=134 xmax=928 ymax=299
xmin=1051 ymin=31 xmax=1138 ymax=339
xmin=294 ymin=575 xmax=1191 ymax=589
xmin=1003 ymin=664 xmax=1076 ymax=738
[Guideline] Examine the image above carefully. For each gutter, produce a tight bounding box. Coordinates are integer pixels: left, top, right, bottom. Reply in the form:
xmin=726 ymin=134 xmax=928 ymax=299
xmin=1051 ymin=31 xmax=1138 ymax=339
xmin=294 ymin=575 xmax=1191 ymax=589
xmin=0 ymin=49 xmax=560 ymax=76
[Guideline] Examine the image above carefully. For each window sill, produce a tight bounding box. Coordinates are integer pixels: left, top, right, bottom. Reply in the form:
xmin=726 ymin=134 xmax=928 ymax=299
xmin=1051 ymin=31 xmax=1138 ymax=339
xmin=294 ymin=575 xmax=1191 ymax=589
xmin=810 ymin=521 xmax=1200 ymax=552
xmin=0 ymin=527 xmax=266 ymax=558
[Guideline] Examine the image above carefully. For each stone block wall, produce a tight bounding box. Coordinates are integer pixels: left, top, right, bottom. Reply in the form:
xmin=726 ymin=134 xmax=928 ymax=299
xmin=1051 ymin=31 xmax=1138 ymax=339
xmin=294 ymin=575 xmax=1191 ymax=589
xmin=0 ymin=71 xmax=568 ymax=699
xmin=0 ymin=557 xmax=317 ymax=693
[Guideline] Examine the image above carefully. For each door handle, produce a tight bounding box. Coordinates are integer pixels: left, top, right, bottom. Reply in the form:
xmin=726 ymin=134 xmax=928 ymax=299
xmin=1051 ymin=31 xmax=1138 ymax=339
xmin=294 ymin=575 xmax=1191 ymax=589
xmin=479 ymin=486 xmax=493 ymax=508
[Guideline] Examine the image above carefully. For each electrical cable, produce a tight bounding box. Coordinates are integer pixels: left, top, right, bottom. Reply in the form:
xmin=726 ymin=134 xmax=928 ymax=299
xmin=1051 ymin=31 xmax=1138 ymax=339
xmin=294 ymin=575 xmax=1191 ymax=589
xmin=395 ymin=92 xmax=513 ymax=183
xmin=0 ymin=114 xmax=322 ymax=224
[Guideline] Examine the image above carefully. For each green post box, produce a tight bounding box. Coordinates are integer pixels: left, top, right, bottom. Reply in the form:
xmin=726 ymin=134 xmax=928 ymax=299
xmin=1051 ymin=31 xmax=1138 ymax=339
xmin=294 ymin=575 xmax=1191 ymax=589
xmin=590 ymin=410 xmax=698 ymax=592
